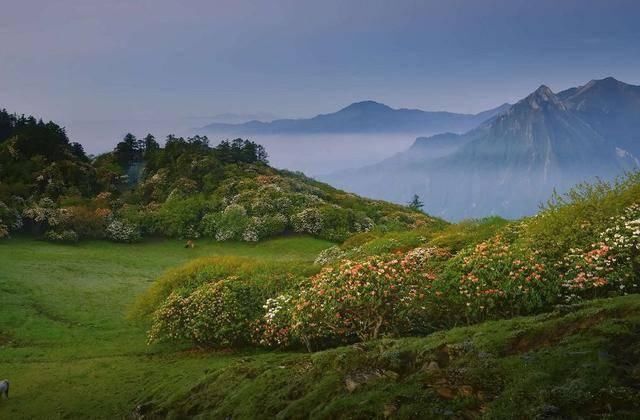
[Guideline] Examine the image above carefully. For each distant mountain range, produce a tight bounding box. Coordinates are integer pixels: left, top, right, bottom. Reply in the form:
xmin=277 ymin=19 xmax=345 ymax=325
xmin=201 ymin=101 xmax=511 ymax=135
xmin=322 ymin=77 xmax=640 ymax=220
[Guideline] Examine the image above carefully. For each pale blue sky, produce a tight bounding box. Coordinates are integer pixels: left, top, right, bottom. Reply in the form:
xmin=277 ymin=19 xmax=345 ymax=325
xmin=1 ymin=0 xmax=639 ymax=150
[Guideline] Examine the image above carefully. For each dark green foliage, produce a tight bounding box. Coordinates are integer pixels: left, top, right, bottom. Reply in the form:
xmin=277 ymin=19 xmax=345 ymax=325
xmin=0 ymin=109 xmax=96 ymax=203
xmin=407 ymin=194 xmax=424 ymax=211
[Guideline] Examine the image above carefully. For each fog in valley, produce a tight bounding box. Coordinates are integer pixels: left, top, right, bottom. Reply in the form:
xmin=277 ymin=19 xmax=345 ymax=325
xmin=65 ymin=118 xmax=424 ymax=177
xmin=241 ymin=133 xmax=419 ymax=176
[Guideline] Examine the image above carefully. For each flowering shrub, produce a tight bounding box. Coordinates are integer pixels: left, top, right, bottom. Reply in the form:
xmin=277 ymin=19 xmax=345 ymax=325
xmin=44 ymin=229 xmax=79 ymax=243
xmin=0 ymin=200 xmax=21 ymax=238
xmin=242 ymin=224 xmax=260 ymax=242
xmin=254 ymin=214 xmax=288 ymax=239
xmin=206 ymin=204 xmax=249 ymax=241
xmin=106 ymin=219 xmax=141 ymax=243
xmin=60 ymin=206 xmax=110 ymax=239
xmin=148 ymin=278 xmax=261 ymax=347
xmin=559 ymin=204 xmax=640 ymax=302
xmin=256 ymin=247 xmax=449 ymax=350
xmin=252 ymin=294 xmax=296 ymax=348
xmin=292 ymin=208 xmax=323 ymax=235
xmin=354 ymin=216 xmax=374 ymax=233
xmin=314 ymin=246 xmax=346 ymax=266
xmin=443 ymin=233 xmax=555 ymax=322
xmin=22 ymin=198 xmax=68 ymax=233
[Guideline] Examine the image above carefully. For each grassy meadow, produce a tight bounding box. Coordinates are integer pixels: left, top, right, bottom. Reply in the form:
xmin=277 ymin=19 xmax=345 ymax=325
xmin=1 ymin=235 xmax=639 ymax=418
xmin=0 ymin=236 xmax=331 ymax=418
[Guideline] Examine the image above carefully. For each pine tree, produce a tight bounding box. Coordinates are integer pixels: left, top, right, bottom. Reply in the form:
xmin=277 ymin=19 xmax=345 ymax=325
xmin=408 ymin=194 xmax=424 ymax=211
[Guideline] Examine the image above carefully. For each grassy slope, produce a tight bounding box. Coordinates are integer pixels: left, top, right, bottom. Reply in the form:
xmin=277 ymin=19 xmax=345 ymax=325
xmin=1 ymin=238 xmax=639 ymax=418
xmin=0 ymin=236 xmax=331 ymax=418
xmin=156 ymin=296 xmax=640 ymax=419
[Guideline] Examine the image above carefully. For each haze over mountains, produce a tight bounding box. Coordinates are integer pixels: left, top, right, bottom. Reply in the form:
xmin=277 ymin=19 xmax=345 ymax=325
xmin=322 ymin=77 xmax=640 ymax=220
xmin=201 ymin=101 xmax=511 ymax=135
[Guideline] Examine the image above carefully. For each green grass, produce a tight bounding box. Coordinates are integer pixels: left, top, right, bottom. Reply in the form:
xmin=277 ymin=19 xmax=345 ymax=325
xmin=0 ymin=236 xmax=331 ymax=418
xmin=1 ymin=237 xmax=639 ymax=418
xmin=148 ymin=295 xmax=640 ymax=419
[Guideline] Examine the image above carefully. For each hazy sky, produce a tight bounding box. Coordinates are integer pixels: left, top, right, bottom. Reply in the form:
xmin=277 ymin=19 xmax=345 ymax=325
xmin=2 ymin=0 xmax=640 ymax=148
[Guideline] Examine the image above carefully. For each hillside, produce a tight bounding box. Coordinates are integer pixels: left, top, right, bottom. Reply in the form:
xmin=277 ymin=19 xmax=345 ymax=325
xmin=0 ymin=112 xmax=434 ymax=243
xmin=0 ymin=109 xmax=95 ymax=201
xmin=2 ymin=148 xmax=639 ymax=418
xmin=324 ymin=77 xmax=640 ymax=220
xmin=201 ymin=101 xmax=511 ymax=135
xmin=149 ymin=295 xmax=640 ymax=419
xmin=132 ymin=169 xmax=640 ymax=418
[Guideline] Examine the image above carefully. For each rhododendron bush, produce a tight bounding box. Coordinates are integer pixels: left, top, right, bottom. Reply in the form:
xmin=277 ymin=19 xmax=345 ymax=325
xmin=148 ymin=278 xmax=261 ymax=347
xmin=142 ymin=177 xmax=640 ymax=352
xmin=254 ymin=247 xmax=450 ymax=350
xmin=440 ymin=231 xmax=556 ymax=323
xmin=559 ymin=203 xmax=640 ymax=302
xmin=106 ymin=219 xmax=141 ymax=243
xmin=0 ymin=199 xmax=21 ymax=238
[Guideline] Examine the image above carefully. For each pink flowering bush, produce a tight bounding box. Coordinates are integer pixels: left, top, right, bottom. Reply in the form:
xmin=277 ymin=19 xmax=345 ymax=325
xmin=255 ymin=247 xmax=450 ymax=350
xmin=559 ymin=203 xmax=640 ymax=302
xmin=439 ymin=230 xmax=558 ymax=324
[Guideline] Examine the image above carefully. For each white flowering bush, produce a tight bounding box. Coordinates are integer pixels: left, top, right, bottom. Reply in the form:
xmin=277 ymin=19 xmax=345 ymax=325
xmin=559 ymin=203 xmax=640 ymax=301
xmin=106 ymin=219 xmax=141 ymax=243
xmin=356 ymin=217 xmax=375 ymax=232
xmin=292 ymin=208 xmax=323 ymax=235
xmin=22 ymin=198 xmax=64 ymax=228
xmin=44 ymin=229 xmax=79 ymax=243
xmin=148 ymin=278 xmax=261 ymax=347
xmin=242 ymin=224 xmax=260 ymax=242
xmin=252 ymin=294 xmax=295 ymax=347
xmin=257 ymin=214 xmax=288 ymax=238
xmin=0 ymin=200 xmax=22 ymax=238
xmin=314 ymin=246 xmax=346 ymax=266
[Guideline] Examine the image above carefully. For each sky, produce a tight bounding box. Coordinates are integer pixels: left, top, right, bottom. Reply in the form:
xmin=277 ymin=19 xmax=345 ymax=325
xmin=1 ymin=0 xmax=640 ymax=152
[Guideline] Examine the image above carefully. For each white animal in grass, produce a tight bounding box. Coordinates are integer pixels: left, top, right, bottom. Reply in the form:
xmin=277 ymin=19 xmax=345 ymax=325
xmin=0 ymin=380 xmax=8 ymax=399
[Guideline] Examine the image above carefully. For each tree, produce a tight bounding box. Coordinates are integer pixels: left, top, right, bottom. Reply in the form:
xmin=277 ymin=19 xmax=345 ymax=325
xmin=142 ymin=133 xmax=159 ymax=157
xmin=114 ymin=133 xmax=140 ymax=168
xmin=407 ymin=194 xmax=424 ymax=212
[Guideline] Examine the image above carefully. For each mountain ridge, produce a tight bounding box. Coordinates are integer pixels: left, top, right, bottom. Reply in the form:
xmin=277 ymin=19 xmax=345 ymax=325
xmin=200 ymin=101 xmax=511 ymax=135
xmin=323 ymin=77 xmax=640 ymax=220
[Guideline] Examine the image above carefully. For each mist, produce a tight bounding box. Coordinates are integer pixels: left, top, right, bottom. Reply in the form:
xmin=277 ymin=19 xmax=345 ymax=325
xmin=65 ymin=117 xmax=426 ymax=178
xmin=239 ymin=133 xmax=422 ymax=176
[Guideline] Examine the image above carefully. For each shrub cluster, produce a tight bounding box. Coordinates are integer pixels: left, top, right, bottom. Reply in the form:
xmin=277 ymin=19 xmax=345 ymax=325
xmin=148 ymin=278 xmax=261 ymax=347
xmin=146 ymin=201 xmax=640 ymax=352
xmin=106 ymin=219 xmax=141 ymax=243
xmin=254 ymin=247 xmax=449 ymax=350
